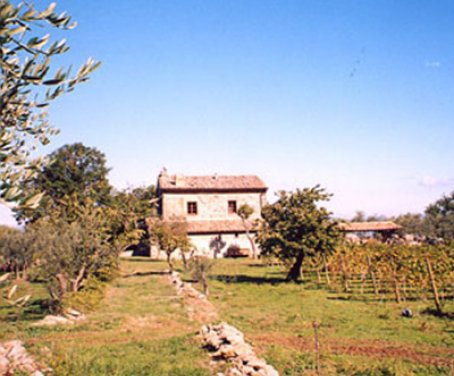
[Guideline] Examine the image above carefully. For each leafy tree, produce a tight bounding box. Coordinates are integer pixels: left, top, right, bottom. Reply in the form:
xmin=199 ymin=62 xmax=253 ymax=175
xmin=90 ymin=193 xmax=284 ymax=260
xmin=109 ymin=185 xmax=158 ymax=254
xmin=16 ymin=143 xmax=112 ymax=222
xmin=0 ymin=1 xmax=100 ymax=208
xmin=351 ymin=211 xmax=387 ymax=222
xmin=393 ymin=213 xmax=429 ymax=237
xmin=351 ymin=210 xmax=366 ymax=222
xmin=237 ymin=203 xmax=258 ymax=259
xmin=257 ymin=186 xmax=340 ymax=281
xmin=187 ymin=256 xmax=215 ymax=296
xmin=148 ymin=218 xmax=191 ymax=272
xmin=0 ymin=226 xmax=21 ymax=275
xmin=0 ymin=224 xmax=44 ymax=280
xmin=425 ymin=191 xmax=454 ymax=242
xmin=35 ymin=202 xmax=117 ymax=308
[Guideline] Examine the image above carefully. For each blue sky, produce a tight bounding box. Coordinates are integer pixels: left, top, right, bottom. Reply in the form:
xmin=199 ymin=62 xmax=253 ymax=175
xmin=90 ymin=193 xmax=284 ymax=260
xmin=2 ymin=0 xmax=454 ymax=225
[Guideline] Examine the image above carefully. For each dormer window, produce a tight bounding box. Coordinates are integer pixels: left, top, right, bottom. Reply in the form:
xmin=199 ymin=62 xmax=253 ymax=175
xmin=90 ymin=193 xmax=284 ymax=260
xmin=228 ymin=200 xmax=237 ymax=214
xmin=187 ymin=201 xmax=198 ymax=215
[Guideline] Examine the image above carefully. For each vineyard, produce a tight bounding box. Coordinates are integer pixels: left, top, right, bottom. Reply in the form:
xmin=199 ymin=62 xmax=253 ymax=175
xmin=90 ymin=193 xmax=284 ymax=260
xmin=300 ymin=242 xmax=454 ymax=316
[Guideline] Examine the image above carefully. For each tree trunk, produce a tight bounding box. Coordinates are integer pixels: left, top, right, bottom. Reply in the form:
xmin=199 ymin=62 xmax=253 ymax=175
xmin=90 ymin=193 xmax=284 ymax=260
xmin=56 ymin=273 xmax=68 ymax=302
xmin=425 ymin=256 xmax=443 ymax=315
xmin=21 ymin=264 xmax=27 ymax=281
xmin=316 ymin=269 xmax=322 ymax=284
xmin=242 ymin=219 xmax=258 ymax=259
xmin=166 ymin=251 xmax=174 ymax=272
xmin=181 ymin=251 xmax=188 ymax=269
xmin=72 ymin=265 xmax=86 ymax=292
xmin=322 ymin=254 xmax=330 ymax=286
xmin=201 ymin=270 xmax=209 ymax=296
xmin=287 ymin=252 xmax=304 ymax=281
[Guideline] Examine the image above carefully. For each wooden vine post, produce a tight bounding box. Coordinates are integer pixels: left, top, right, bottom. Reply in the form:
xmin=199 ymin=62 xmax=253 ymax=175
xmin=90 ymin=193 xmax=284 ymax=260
xmin=366 ymin=255 xmax=379 ymax=296
xmin=312 ymin=321 xmax=322 ymax=376
xmin=425 ymin=256 xmax=443 ymax=315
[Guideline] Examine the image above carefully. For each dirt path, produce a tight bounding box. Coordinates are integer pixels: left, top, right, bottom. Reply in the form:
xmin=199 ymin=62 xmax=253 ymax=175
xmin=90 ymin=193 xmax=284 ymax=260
xmin=25 ymin=262 xmax=196 ymax=348
xmin=251 ymin=333 xmax=454 ymax=367
xmin=164 ymin=273 xmax=218 ymax=323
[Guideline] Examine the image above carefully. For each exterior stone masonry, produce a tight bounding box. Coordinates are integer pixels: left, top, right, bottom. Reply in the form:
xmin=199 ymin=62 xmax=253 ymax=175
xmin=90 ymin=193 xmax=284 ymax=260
xmin=156 ymin=169 xmax=267 ymax=258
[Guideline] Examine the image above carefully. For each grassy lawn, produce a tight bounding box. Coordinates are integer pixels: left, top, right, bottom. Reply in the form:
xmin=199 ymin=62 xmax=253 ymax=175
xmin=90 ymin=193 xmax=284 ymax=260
xmin=1 ymin=257 xmax=453 ymax=375
xmin=0 ymin=259 xmax=211 ymax=376
xmin=202 ymin=259 xmax=454 ymax=376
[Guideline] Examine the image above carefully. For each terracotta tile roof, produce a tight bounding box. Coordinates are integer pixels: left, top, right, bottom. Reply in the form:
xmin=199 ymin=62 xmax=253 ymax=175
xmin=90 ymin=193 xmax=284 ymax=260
xmin=339 ymin=221 xmax=401 ymax=232
xmin=186 ymin=220 xmax=257 ymax=234
xmin=158 ymin=172 xmax=267 ymax=192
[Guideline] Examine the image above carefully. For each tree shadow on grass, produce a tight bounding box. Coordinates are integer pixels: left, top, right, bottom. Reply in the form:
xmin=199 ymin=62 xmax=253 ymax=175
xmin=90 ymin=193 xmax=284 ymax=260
xmin=210 ymin=274 xmax=300 ymax=285
xmin=246 ymin=262 xmax=283 ymax=268
xmin=0 ymin=298 xmax=50 ymax=323
xmin=421 ymin=307 xmax=454 ymax=320
xmin=123 ymin=271 xmax=168 ymax=278
xmin=121 ymin=258 xmax=162 ymax=263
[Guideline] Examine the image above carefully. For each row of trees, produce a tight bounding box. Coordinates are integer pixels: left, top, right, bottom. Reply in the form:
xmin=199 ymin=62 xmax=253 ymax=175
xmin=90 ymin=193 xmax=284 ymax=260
xmin=351 ymin=191 xmax=454 ymax=242
xmin=0 ymin=1 xmax=107 ymax=311
xmin=0 ymin=142 xmax=157 ymax=310
xmin=255 ymin=188 xmax=453 ymax=315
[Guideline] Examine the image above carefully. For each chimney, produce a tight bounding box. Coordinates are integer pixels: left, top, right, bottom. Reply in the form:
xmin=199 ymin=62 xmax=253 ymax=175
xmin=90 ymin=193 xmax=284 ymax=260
xmin=159 ymin=167 xmax=168 ymax=177
xmin=213 ymin=173 xmax=218 ymax=180
xmin=175 ymin=174 xmax=183 ymax=186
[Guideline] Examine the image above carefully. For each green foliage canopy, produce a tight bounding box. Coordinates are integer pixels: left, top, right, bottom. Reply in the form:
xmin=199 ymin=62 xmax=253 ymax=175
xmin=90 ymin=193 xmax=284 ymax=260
xmin=0 ymin=1 xmax=100 ymax=208
xmin=425 ymin=191 xmax=454 ymax=242
xmin=257 ymin=186 xmax=340 ymax=281
xmin=148 ymin=218 xmax=191 ymax=271
xmin=16 ymin=143 xmax=112 ymax=222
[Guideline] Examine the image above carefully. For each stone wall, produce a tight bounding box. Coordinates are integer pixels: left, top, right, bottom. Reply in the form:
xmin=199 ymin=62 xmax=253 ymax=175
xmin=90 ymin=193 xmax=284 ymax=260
xmin=149 ymin=233 xmax=259 ymax=259
xmin=162 ymin=192 xmax=264 ymax=221
xmin=190 ymin=233 xmax=256 ymax=258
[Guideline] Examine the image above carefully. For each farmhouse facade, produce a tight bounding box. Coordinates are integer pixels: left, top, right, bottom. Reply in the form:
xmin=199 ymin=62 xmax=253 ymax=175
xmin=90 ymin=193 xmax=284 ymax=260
xmin=157 ymin=169 xmax=267 ymax=257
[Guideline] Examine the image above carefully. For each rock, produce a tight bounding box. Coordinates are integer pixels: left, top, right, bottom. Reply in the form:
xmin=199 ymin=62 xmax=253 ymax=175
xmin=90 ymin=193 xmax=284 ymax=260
xmin=65 ymin=308 xmax=82 ymax=317
xmin=0 ymin=340 xmax=48 ymax=375
xmin=203 ymin=332 xmax=224 ymax=349
xmin=225 ymin=367 xmax=243 ymax=376
xmin=33 ymin=315 xmax=74 ymax=327
xmin=199 ymin=323 xmax=279 ymax=376
xmin=263 ymin=365 xmax=279 ymax=376
xmin=0 ymin=357 xmax=9 ymax=375
xmin=215 ymin=344 xmax=237 ymax=359
xmin=402 ymin=308 xmax=413 ymax=318
xmin=245 ymin=357 xmax=268 ymax=370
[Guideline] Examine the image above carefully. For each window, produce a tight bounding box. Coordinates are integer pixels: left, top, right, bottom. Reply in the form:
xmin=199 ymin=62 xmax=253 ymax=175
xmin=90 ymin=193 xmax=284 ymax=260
xmin=187 ymin=201 xmax=197 ymax=215
xmin=228 ymin=200 xmax=237 ymax=214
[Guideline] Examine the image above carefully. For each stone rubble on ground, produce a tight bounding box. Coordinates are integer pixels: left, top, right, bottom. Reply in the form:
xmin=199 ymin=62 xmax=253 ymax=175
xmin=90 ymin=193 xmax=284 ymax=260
xmin=32 ymin=308 xmax=86 ymax=327
xmin=201 ymin=323 xmax=279 ymax=376
xmin=168 ymin=270 xmax=278 ymax=375
xmin=169 ymin=271 xmax=207 ymax=300
xmin=0 ymin=340 xmax=46 ymax=376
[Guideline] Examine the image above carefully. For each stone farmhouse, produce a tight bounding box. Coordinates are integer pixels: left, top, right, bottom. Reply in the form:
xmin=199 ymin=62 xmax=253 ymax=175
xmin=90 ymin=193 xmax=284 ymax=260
xmin=157 ymin=169 xmax=267 ymax=257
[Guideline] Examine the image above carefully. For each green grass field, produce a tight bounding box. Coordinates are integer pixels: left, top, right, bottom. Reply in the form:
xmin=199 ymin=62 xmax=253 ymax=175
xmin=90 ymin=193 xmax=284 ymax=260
xmin=1 ymin=258 xmax=453 ymax=375
xmin=200 ymin=259 xmax=454 ymax=375
xmin=0 ymin=259 xmax=211 ymax=376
